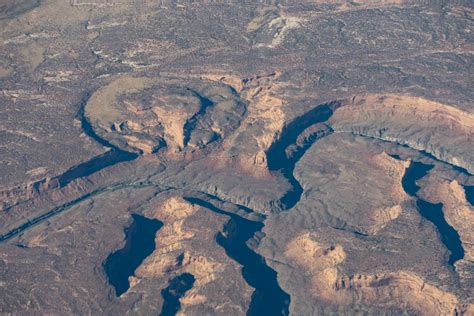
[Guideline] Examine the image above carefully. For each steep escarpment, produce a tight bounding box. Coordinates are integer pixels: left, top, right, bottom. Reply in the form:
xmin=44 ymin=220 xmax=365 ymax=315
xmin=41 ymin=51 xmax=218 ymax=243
xmin=1 ymin=1 xmax=473 ymax=316
xmin=418 ymin=177 xmax=474 ymax=261
xmin=103 ymin=214 xmax=163 ymax=296
xmin=131 ymin=195 xmax=253 ymax=315
xmin=415 ymin=169 xmax=474 ymax=294
xmin=329 ymin=94 xmax=474 ymax=174
xmin=84 ymin=75 xmax=247 ymax=155
xmin=265 ymin=101 xmax=341 ymax=210
xmin=400 ymin=161 xmax=465 ymax=266
xmin=185 ymin=197 xmax=290 ymax=316
xmin=258 ymin=134 xmax=471 ymax=315
xmin=278 ymin=229 xmax=470 ymax=315
xmin=0 ymin=91 xmax=138 ymax=212
xmin=0 ymin=154 xmax=164 ymax=235
xmin=252 ymin=93 xmax=473 ymax=219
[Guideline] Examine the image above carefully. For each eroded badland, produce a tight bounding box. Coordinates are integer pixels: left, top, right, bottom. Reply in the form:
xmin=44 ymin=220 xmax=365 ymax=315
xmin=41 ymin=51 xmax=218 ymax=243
xmin=0 ymin=0 xmax=473 ymax=315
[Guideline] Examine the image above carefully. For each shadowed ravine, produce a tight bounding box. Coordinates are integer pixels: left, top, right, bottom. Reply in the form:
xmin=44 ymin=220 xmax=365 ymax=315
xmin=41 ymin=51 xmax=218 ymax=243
xmin=3 ymin=93 xmax=470 ymax=314
xmin=401 ymin=161 xmax=464 ymax=266
xmin=59 ymin=93 xmax=138 ymax=187
xmin=184 ymin=197 xmax=290 ymax=316
xmin=103 ymin=214 xmax=163 ymax=296
xmin=182 ymin=90 xmax=215 ymax=147
xmin=160 ymin=273 xmax=195 ymax=316
xmin=266 ymin=101 xmax=341 ymax=210
xmin=464 ymin=185 xmax=474 ymax=206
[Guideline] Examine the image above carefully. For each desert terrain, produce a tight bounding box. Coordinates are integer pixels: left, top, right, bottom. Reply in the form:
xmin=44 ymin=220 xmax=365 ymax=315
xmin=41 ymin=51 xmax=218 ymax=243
xmin=0 ymin=0 xmax=473 ymax=315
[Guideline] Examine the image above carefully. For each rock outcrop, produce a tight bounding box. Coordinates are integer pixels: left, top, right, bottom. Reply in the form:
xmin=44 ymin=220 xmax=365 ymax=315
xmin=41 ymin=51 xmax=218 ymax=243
xmin=329 ymin=94 xmax=474 ymax=173
xmin=84 ymin=75 xmax=247 ymax=155
xmin=285 ymin=232 xmax=470 ymax=315
xmin=294 ymin=134 xmax=410 ymax=234
xmin=135 ymin=195 xmax=252 ymax=315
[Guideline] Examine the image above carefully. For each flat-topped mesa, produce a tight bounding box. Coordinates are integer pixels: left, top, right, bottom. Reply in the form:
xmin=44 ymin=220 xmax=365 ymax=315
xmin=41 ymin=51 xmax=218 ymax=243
xmin=84 ymin=75 xmax=246 ymax=156
xmin=293 ymin=134 xmax=410 ymax=233
xmin=329 ymin=94 xmax=474 ymax=173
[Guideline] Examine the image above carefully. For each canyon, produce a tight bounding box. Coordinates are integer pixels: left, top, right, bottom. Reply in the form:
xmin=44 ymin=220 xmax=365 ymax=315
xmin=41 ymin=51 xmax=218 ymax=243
xmin=0 ymin=1 xmax=473 ymax=315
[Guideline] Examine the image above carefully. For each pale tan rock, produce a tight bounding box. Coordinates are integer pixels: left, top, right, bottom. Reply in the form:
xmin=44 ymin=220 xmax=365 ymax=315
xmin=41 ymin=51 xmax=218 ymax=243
xmin=372 ymin=152 xmax=410 ymax=202
xmin=85 ymin=76 xmax=153 ymax=128
xmin=285 ymin=233 xmax=346 ymax=273
xmin=327 ymin=271 xmax=460 ymax=316
xmin=218 ymin=72 xmax=286 ymax=174
xmin=286 ymin=233 xmax=464 ymax=315
xmin=155 ymin=197 xmax=197 ymax=221
xmin=122 ymin=135 xmax=155 ymax=154
xmin=151 ymin=106 xmax=190 ymax=150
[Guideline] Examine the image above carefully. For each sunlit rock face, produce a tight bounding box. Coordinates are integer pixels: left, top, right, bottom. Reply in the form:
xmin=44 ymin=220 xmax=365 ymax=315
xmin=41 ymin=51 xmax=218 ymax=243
xmin=0 ymin=1 xmax=473 ymax=315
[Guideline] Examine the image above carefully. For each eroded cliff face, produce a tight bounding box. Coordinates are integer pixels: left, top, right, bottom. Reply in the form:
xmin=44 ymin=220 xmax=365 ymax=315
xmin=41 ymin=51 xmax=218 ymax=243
xmin=283 ymin=232 xmax=470 ymax=315
xmin=419 ymin=178 xmax=474 ymax=261
xmin=330 ymin=94 xmax=474 ymax=173
xmin=416 ymin=171 xmax=474 ymax=297
xmin=1 ymin=1 xmax=473 ymax=315
xmin=136 ymin=195 xmax=252 ymax=315
xmin=203 ymin=71 xmax=287 ymax=176
xmin=259 ymin=133 xmax=473 ymax=315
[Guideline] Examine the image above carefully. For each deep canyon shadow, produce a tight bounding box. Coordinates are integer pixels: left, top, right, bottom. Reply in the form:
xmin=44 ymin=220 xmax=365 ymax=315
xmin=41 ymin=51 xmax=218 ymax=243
xmin=160 ymin=273 xmax=195 ymax=316
xmin=401 ymin=161 xmax=464 ymax=266
xmin=464 ymin=185 xmax=474 ymax=206
xmin=184 ymin=197 xmax=290 ymax=316
xmin=56 ymin=93 xmax=138 ymax=187
xmin=103 ymin=214 xmax=163 ymax=296
xmin=266 ymin=101 xmax=341 ymax=210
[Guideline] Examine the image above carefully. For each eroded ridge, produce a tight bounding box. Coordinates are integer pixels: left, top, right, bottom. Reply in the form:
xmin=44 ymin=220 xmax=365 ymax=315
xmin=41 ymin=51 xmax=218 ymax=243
xmin=420 ymin=179 xmax=474 ymax=261
xmin=254 ymin=93 xmax=473 ymax=221
xmin=1 ymin=1 xmax=473 ymax=315
xmin=259 ymin=132 xmax=473 ymax=315
xmin=265 ymin=101 xmax=341 ymax=210
xmin=413 ymin=167 xmax=474 ymax=288
xmin=330 ymin=94 xmax=474 ymax=174
xmin=127 ymin=195 xmax=253 ymax=315
xmin=285 ymin=233 xmax=472 ymax=315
